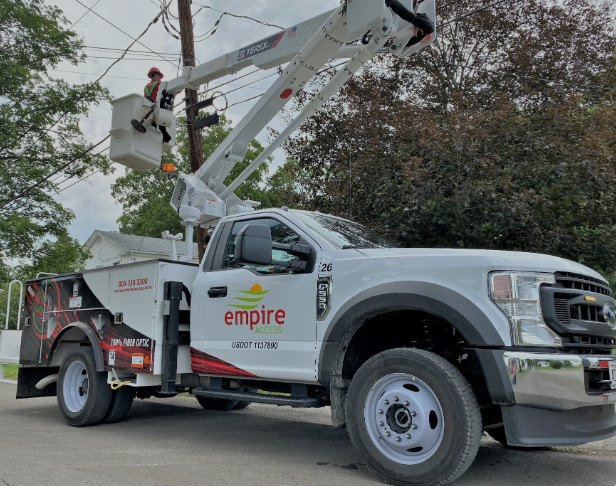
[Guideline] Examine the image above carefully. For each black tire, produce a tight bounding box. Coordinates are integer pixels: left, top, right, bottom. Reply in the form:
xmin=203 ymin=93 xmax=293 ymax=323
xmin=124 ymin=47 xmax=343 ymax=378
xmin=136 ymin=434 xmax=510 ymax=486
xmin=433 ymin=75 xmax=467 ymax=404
xmin=196 ymin=396 xmax=241 ymax=411
xmin=103 ymin=386 xmax=134 ymax=424
xmin=57 ymin=347 xmax=112 ymax=427
xmin=345 ymin=348 xmax=482 ymax=486
xmin=233 ymin=401 xmax=251 ymax=411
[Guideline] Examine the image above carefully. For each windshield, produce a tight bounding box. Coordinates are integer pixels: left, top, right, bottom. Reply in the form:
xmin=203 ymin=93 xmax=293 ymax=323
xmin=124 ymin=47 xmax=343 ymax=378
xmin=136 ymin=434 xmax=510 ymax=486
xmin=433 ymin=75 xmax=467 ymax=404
xmin=293 ymin=211 xmax=400 ymax=249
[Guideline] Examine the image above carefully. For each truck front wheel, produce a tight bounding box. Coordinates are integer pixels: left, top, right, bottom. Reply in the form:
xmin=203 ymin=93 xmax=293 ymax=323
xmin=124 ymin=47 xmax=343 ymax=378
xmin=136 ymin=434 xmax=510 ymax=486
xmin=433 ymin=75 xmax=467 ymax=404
xmin=346 ymin=348 xmax=482 ymax=486
xmin=57 ymin=347 xmax=112 ymax=427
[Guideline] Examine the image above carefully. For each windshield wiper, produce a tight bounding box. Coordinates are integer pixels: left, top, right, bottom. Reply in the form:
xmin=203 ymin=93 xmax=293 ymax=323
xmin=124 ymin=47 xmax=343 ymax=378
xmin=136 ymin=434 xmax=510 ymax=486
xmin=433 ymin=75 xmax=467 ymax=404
xmin=342 ymin=245 xmax=368 ymax=249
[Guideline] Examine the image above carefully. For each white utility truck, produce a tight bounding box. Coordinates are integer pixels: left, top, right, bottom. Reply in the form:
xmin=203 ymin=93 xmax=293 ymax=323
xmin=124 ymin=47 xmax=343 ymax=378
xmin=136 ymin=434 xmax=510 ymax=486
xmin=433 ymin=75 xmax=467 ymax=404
xmin=8 ymin=1 xmax=616 ymax=485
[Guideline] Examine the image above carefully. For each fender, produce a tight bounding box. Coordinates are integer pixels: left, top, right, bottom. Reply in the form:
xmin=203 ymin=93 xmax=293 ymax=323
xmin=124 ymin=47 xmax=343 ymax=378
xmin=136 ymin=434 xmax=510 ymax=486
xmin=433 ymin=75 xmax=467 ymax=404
xmin=319 ymin=282 xmax=507 ymax=387
xmin=48 ymin=322 xmax=105 ymax=372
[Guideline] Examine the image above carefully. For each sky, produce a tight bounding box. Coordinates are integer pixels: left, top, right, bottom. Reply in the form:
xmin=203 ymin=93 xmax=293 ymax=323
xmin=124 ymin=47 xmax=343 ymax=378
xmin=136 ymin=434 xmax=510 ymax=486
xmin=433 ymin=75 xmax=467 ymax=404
xmin=50 ymin=0 xmax=339 ymax=243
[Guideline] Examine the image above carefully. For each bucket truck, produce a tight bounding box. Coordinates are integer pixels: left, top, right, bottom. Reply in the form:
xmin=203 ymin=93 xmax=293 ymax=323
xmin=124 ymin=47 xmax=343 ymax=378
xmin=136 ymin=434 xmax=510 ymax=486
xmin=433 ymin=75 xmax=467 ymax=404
xmin=6 ymin=2 xmax=616 ymax=485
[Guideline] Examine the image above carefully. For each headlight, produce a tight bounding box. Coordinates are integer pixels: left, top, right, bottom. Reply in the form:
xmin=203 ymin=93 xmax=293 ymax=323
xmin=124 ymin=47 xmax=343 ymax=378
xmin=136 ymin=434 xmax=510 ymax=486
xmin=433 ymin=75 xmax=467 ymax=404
xmin=489 ymin=272 xmax=562 ymax=347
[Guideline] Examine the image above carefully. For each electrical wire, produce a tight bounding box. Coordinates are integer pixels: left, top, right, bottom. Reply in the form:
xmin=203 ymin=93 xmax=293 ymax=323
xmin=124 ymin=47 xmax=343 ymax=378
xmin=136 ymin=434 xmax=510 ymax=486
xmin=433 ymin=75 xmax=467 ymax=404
xmin=191 ymin=4 xmax=284 ymax=30
xmin=48 ymin=69 xmax=146 ymax=80
xmin=226 ymin=94 xmax=264 ymax=109
xmin=0 ymin=135 xmax=111 ymax=211
xmin=22 ymin=11 xmax=165 ymax=150
xmin=218 ymin=63 xmax=348 ymax=111
xmin=84 ymin=46 xmax=180 ymax=56
xmin=82 ymin=55 xmax=180 ymax=61
xmin=71 ymin=0 xmax=101 ymax=28
xmin=73 ymin=0 xmax=178 ymax=69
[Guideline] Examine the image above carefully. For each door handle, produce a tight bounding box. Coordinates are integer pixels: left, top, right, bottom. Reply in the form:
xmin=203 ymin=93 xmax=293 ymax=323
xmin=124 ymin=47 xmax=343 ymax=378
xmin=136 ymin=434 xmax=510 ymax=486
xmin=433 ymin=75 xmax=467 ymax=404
xmin=208 ymin=287 xmax=227 ymax=298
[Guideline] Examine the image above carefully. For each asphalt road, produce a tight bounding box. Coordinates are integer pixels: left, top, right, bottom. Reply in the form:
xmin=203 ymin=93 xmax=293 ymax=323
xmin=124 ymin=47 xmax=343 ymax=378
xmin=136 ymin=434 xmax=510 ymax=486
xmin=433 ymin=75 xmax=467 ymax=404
xmin=0 ymin=382 xmax=615 ymax=486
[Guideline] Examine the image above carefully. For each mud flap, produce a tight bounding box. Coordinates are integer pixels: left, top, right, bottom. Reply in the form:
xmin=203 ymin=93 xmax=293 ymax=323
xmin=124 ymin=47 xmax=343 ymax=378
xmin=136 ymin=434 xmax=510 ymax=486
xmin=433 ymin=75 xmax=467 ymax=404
xmin=16 ymin=367 xmax=60 ymax=399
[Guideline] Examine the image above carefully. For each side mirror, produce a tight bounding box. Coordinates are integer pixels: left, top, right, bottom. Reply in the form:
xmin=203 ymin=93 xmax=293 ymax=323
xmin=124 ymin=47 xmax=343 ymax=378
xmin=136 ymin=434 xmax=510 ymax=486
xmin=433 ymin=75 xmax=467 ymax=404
xmin=235 ymin=224 xmax=273 ymax=266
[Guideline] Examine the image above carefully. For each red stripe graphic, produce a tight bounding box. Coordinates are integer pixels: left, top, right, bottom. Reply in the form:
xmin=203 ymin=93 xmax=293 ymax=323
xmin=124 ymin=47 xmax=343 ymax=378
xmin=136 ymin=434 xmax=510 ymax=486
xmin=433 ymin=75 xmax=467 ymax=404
xmin=271 ymin=31 xmax=285 ymax=49
xmin=190 ymin=347 xmax=257 ymax=378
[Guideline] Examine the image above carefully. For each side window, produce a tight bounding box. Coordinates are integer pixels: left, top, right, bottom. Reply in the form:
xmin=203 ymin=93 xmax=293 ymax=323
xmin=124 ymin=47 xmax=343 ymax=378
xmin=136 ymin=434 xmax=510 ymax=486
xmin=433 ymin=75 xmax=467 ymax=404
xmin=220 ymin=218 xmax=302 ymax=275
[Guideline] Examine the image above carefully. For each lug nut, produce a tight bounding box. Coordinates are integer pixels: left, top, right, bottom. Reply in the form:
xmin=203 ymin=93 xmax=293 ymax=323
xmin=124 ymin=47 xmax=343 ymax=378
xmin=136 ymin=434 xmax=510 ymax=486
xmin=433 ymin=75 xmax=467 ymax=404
xmin=406 ymin=434 xmax=412 ymax=439
xmin=385 ymin=432 xmax=391 ymax=437
xmin=394 ymin=396 xmax=399 ymax=402
xmin=379 ymin=421 xmax=384 ymax=426
xmin=378 ymin=409 xmax=384 ymax=414
xmin=396 ymin=436 xmax=401 ymax=442
xmin=404 ymin=401 xmax=410 ymax=406
xmin=412 ymin=424 xmax=418 ymax=430
xmin=384 ymin=399 xmax=389 ymax=405
xmin=411 ymin=411 xmax=418 ymax=417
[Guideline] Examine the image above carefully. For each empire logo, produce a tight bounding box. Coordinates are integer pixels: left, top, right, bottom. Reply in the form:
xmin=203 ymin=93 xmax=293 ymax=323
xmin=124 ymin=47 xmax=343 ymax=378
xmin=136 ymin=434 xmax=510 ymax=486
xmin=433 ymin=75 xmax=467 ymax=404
xmin=225 ymin=284 xmax=286 ymax=334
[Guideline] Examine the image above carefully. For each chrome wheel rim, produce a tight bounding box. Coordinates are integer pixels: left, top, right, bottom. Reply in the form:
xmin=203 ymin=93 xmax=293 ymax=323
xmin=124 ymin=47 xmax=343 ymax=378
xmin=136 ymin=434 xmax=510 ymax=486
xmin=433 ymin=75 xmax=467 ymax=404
xmin=63 ymin=360 xmax=89 ymax=413
xmin=364 ymin=373 xmax=445 ymax=465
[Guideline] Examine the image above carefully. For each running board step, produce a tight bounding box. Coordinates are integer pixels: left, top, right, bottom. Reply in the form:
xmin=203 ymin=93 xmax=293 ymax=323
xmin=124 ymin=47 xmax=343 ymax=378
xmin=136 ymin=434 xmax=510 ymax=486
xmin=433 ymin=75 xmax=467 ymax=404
xmin=192 ymin=387 xmax=322 ymax=408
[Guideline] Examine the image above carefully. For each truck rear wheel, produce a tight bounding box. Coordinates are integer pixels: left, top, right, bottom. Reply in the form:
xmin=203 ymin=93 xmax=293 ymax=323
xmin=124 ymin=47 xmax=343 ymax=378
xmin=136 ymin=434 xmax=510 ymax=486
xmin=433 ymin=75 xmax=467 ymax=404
xmin=345 ymin=348 xmax=482 ymax=486
xmin=103 ymin=386 xmax=134 ymax=424
xmin=57 ymin=347 xmax=112 ymax=427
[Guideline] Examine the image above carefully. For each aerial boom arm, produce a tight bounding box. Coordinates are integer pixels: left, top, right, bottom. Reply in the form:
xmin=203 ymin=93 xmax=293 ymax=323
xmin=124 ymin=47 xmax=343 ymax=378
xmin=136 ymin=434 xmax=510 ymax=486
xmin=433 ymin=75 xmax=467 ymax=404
xmin=110 ymin=1 xmax=436 ymax=229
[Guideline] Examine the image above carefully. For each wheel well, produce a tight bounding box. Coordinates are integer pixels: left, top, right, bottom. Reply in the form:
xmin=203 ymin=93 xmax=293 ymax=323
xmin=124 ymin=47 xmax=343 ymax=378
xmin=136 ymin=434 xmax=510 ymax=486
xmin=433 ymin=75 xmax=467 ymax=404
xmin=342 ymin=310 xmax=468 ymax=382
xmin=48 ymin=324 xmax=105 ymax=371
xmin=331 ymin=309 xmax=494 ymax=428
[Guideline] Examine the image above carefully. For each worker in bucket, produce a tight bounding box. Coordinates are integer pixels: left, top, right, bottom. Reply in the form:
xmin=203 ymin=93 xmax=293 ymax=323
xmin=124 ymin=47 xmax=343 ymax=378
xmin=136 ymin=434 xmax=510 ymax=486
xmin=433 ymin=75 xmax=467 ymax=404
xmin=131 ymin=67 xmax=171 ymax=143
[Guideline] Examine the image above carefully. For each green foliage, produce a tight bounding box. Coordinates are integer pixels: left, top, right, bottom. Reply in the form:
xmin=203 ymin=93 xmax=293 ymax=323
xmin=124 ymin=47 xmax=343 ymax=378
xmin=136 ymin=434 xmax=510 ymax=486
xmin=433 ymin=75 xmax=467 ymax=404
xmin=286 ymin=0 xmax=616 ymax=273
xmin=112 ymin=114 xmax=297 ymax=237
xmin=3 ymin=365 xmax=18 ymax=381
xmin=0 ymin=0 xmax=111 ymax=268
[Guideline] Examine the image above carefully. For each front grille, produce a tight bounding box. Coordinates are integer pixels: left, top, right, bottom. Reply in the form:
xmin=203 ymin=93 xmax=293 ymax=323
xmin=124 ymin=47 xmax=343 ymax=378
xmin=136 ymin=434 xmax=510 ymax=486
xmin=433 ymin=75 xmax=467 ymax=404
xmin=561 ymin=334 xmax=616 ymax=355
xmin=554 ymin=298 xmax=570 ymax=325
xmin=556 ymin=272 xmax=612 ymax=296
xmin=570 ymin=304 xmax=601 ymax=322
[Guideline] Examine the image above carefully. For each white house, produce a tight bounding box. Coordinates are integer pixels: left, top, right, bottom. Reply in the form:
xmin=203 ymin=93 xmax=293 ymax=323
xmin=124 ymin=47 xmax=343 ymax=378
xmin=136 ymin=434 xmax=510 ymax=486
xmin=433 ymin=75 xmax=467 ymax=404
xmin=84 ymin=231 xmax=199 ymax=270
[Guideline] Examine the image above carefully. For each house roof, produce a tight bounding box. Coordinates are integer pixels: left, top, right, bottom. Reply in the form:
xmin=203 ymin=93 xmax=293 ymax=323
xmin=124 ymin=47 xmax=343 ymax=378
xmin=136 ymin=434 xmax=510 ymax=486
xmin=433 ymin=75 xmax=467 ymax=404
xmin=88 ymin=231 xmax=199 ymax=259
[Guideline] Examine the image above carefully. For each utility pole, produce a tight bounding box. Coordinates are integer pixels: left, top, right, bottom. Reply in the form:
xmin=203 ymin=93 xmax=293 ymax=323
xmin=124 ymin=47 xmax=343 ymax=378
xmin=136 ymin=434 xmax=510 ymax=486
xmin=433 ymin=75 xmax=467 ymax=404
xmin=177 ymin=0 xmax=208 ymax=261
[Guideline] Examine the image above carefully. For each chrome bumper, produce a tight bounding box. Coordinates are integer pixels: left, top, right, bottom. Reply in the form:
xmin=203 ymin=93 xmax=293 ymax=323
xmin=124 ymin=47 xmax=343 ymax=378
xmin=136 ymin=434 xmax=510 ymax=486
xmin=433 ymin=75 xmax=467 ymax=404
xmin=503 ymin=352 xmax=616 ymax=411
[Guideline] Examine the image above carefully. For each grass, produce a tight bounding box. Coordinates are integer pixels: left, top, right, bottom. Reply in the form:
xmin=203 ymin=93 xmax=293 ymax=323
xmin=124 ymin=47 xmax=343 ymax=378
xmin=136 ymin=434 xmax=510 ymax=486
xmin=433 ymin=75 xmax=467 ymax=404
xmin=2 ymin=365 xmax=18 ymax=381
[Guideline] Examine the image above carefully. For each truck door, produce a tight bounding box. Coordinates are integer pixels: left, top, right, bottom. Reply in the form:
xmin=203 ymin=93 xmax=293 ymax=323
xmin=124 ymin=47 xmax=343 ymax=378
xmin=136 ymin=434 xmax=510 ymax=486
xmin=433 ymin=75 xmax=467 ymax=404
xmin=192 ymin=215 xmax=319 ymax=383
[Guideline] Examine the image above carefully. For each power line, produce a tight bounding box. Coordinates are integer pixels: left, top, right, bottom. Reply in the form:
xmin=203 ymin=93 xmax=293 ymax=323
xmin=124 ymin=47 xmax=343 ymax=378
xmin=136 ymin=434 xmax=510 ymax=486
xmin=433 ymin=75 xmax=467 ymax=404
xmin=56 ymin=149 xmax=112 ymax=194
xmin=222 ymin=62 xmax=348 ymax=111
xmin=83 ymin=55 xmax=179 ymax=61
xmin=73 ymin=0 xmax=178 ymax=69
xmin=0 ymin=135 xmax=111 ymax=211
xmin=49 ymin=69 xmax=143 ymax=80
xmin=84 ymin=45 xmax=180 ymax=56
xmin=227 ymin=94 xmax=264 ymax=110
xmin=71 ymin=0 xmax=101 ymax=28
xmin=22 ymin=11 xmax=165 ymax=151
xmin=191 ymin=4 xmax=284 ymax=30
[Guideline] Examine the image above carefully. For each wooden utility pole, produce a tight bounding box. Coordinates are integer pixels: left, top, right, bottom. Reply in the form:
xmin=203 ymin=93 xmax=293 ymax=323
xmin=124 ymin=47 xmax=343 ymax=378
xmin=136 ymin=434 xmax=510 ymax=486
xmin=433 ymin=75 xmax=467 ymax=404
xmin=177 ymin=0 xmax=208 ymax=261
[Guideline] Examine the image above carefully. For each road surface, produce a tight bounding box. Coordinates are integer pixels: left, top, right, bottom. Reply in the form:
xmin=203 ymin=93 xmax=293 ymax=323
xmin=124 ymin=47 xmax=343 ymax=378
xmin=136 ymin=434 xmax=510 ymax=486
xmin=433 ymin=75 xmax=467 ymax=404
xmin=0 ymin=383 xmax=614 ymax=486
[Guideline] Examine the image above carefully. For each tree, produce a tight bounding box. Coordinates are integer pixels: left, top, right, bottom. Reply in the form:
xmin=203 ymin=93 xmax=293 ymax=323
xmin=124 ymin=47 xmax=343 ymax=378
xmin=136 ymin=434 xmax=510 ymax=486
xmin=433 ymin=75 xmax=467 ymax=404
xmin=284 ymin=0 xmax=616 ymax=272
xmin=112 ymin=114 xmax=294 ymax=239
xmin=0 ymin=0 xmax=111 ymax=267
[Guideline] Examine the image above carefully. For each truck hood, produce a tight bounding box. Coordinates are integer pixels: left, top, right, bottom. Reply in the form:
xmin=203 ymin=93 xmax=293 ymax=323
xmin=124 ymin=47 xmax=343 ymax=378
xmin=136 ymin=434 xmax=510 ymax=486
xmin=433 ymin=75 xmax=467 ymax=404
xmin=356 ymin=248 xmax=607 ymax=283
